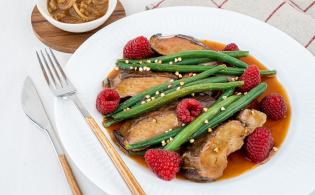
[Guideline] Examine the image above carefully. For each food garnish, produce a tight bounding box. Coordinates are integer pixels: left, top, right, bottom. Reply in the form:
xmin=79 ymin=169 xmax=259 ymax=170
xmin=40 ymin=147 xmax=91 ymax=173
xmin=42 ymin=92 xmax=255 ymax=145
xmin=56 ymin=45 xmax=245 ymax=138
xmin=96 ymin=88 xmax=120 ymax=114
xmin=239 ymin=64 xmax=261 ymax=92
xmin=223 ymin=43 xmax=240 ymax=51
xmin=176 ymin=99 xmax=203 ymax=124
xmin=123 ymin=36 xmax=154 ymax=59
xmin=260 ymin=93 xmax=287 ymax=120
xmin=144 ymin=149 xmax=181 ymax=181
xmin=244 ymin=127 xmax=274 ymax=163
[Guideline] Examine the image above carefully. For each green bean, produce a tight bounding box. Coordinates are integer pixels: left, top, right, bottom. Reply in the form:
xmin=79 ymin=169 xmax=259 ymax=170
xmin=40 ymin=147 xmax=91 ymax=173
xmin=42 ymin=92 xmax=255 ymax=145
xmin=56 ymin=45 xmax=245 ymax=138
xmin=126 ymin=127 xmax=183 ymax=150
xmin=192 ymin=83 xmax=267 ymax=138
xmin=164 ymin=95 xmax=240 ymax=151
xmin=110 ymin=81 xmax=244 ymax=122
xmin=175 ymin=58 xmax=213 ymax=65
xmin=116 ymin=62 xmax=276 ymax=76
xmin=107 ymin=66 xmax=226 ymax=117
xmin=118 ymin=50 xmax=249 ymax=68
xmin=215 ymin=88 xmax=235 ymax=103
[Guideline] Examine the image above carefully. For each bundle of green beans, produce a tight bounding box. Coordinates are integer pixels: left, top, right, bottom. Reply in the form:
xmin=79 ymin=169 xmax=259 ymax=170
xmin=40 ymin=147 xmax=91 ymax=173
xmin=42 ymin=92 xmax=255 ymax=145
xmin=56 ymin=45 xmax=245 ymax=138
xmin=116 ymin=62 xmax=276 ymax=76
xmin=118 ymin=50 xmax=249 ymax=67
xmin=104 ymin=81 xmax=244 ymax=127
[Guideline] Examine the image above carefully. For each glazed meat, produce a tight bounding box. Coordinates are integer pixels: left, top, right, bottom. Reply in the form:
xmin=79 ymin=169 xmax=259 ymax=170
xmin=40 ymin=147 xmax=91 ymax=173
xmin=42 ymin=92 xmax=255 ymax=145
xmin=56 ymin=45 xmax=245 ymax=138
xmin=108 ymin=70 xmax=176 ymax=98
xmin=181 ymin=109 xmax=267 ymax=182
xmin=150 ymin=34 xmax=209 ymax=55
xmin=114 ymin=95 xmax=216 ymax=151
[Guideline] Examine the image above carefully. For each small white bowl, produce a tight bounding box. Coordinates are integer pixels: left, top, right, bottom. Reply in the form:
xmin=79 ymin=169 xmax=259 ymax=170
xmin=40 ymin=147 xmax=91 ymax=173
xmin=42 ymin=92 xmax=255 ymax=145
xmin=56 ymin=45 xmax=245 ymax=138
xmin=36 ymin=0 xmax=117 ymax=33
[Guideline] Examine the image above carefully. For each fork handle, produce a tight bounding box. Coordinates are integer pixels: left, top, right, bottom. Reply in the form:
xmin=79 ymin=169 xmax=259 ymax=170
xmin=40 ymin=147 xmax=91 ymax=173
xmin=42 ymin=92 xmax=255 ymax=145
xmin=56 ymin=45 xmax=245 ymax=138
xmin=58 ymin=154 xmax=82 ymax=195
xmin=85 ymin=116 xmax=145 ymax=195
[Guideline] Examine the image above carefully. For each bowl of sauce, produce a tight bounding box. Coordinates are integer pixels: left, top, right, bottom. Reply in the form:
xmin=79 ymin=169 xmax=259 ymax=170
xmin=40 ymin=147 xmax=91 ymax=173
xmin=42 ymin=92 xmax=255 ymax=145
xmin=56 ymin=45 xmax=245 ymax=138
xmin=36 ymin=0 xmax=117 ymax=33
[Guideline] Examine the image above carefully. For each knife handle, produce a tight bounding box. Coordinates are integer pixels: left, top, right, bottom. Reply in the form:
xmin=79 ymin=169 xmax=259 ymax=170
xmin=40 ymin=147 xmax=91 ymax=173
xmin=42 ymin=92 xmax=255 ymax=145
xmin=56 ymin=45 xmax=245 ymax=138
xmin=85 ymin=116 xmax=145 ymax=195
xmin=58 ymin=154 xmax=82 ymax=195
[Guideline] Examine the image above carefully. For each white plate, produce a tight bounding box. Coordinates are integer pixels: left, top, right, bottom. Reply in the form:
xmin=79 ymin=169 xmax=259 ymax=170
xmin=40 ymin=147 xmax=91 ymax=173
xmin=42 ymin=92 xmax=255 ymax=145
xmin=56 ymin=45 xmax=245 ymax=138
xmin=55 ymin=7 xmax=315 ymax=195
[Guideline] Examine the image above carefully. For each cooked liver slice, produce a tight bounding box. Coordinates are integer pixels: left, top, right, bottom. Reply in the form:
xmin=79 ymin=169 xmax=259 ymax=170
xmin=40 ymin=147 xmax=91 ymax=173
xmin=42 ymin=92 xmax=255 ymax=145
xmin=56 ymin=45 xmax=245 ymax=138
xmin=182 ymin=109 xmax=267 ymax=182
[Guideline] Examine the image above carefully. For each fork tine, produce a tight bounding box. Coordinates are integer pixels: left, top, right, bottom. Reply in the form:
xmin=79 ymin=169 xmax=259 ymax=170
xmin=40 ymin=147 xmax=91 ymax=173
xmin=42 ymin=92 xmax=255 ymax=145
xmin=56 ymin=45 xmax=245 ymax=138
xmin=36 ymin=51 xmax=51 ymax=87
xmin=49 ymin=48 xmax=68 ymax=83
xmin=45 ymin=48 xmax=64 ymax=87
xmin=40 ymin=50 xmax=57 ymax=87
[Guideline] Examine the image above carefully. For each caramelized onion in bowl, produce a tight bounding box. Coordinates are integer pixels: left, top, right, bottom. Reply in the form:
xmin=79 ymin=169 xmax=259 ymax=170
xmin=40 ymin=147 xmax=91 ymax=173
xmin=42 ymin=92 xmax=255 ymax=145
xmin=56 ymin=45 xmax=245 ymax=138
xmin=48 ymin=0 xmax=108 ymax=23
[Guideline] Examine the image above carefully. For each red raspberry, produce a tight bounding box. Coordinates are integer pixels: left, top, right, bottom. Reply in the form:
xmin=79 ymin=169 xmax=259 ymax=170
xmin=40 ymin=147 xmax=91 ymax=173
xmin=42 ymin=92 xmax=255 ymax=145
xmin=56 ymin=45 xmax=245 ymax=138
xmin=96 ymin=88 xmax=120 ymax=114
xmin=244 ymin=127 xmax=274 ymax=163
xmin=123 ymin=36 xmax=154 ymax=59
xmin=144 ymin=149 xmax=181 ymax=181
xmin=223 ymin=43 xmax=239 ymax=51
xmin=260 ymin=93 xmax=287 ymax=120
xmin=176 ymin=98 xmax=202 ymax=123
xmin=239 ymin=64 xmax=261 ymax=92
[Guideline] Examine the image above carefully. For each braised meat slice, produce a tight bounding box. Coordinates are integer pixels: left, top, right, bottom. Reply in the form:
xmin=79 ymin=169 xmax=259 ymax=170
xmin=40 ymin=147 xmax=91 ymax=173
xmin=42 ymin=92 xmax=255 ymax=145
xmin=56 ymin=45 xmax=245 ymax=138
xmin=181 ymin=109 xmax=267 ymax=182
xmin=150 ymin=34 xmax=209 ymax=55
xmin=108 ymin=70 xmax=177 ymax=98
xmin=114 ymin=95 xmax=216 ymax=152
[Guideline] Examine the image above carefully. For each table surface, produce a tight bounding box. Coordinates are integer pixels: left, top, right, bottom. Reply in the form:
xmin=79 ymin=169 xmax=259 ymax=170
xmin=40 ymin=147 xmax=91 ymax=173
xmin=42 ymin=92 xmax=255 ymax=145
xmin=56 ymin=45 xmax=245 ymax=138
xmin=0 ymin=1 xmax=156 ymax=194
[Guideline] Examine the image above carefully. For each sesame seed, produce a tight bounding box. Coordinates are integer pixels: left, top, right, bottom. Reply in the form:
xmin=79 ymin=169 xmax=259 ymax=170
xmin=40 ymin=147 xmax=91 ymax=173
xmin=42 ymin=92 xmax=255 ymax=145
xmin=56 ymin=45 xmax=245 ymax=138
xmin=168 ymin=85 xmax=172 ymax=88
xmin=176 ymin=87 xmax=181 ymax=91
xmin=231 ymin=78 xmax=235 ymax=81
xmin=203 ymin=108 xmax=208 ymax=112
xmin=175 ymin=71 xmax=179 ymax=76
xmin=147 ymin=60 xmax=151 ymax=63
xmin=155 ymin=91 xmax=160 ymax=95
xmin=244 ymin=129 xmax=249 ymax=134
xmin=237 ymin=92 xmax=242 ymax=96
xmin=168 ymin=128 xmax=173 ymax=131
xmin=165 ymin=130 xmax=169 ymax=133
xmin=213 ymin=147 xmax=219 ymax=153
xmin=146 ymin=99 xmax=151 ymax=102
xmin=208 ymin=128 xmax=212 ymax=132
xmin=134 ymin=67 xmax=138 ymax=70
xmin=139 ymin=67 xmax=143 ymax=72
xmin=174 ymin=58 xmax=178 ymax=63
xmin=169 ymin=79 xmax=174 ymax=83
xmin=244 ymin=92 xmax=248 ymax=95
xmin=161 ymin=140 xmax=166 ymax=146
xmin=160 ymin=93 xmax=165 ymax=97
xmin=114 ymin=67 xmax=119 ymax=70
xmin=178 ymin=74 xmax=183 ymax=78
xmin=189 ymin=139 xmax=195 ymax=143
xmin=204 ymin=120 xmax=209 ymax=124
xmin=147 ymin=67 xmax=151 ymax=71
xmin=158 ymin=60 xmax=162 ymax=64
xmin=154 ymin=59 xmax=158 ymax=63
xmin=192 ymin=73 xmax=196 ymax=76
xmin=221 ymin=107 xmax=226 ymax=111
xmin=180 ymin=81 xmax=185 ymax=86
xmin=169 ymin=61 xmax=173 ymax=65
xmin=129 ymin=66 xmax=134 ymax=70
xmin=145 ymin=95 xmax=150 ymax=99
xmin=169 ymin=137 xmax=173 ymax=141
xmin=181 ymin=123 xmax=186 ymax=127
xmin=251 ymin=110 xmax=255 ymax=114
xmin=151 ymin=97 xmax=155 ymax=100
xmin=235 ymin=77 xmax=239 ymax=80
xmin=191 ymin=93 xmax=195 ymax=97
xmin=125 ymin=60 xmax=129 ymax=64
xmin=178 ymin=57 xmax=182 ymax=62
xmin=222 ymin=96 xmax=227 ymax=100
xmin=141 ymin=101 xmax=145 ymax=104
xmin=166 ymin=140 xmax=170 ymax=144
xmin=273 ymin=147 xmax=278 ymax=151
xmin=139 ymin=61 xmax=143 ymax=64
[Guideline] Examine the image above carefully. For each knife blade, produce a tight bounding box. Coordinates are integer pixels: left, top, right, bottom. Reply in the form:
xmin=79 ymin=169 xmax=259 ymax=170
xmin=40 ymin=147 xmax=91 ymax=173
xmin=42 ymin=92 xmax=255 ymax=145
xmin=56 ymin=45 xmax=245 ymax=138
xmin=21 ymin=76 xmax=63 ymax=154
xmin=21 ymin=76 xmax=82 ymax=195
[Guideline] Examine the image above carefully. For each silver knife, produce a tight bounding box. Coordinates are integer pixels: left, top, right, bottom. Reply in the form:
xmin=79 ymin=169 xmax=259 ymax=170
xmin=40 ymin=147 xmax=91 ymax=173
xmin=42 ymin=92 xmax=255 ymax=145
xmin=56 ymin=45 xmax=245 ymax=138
xmin=21 ymin=77 xmax=82 ymax=195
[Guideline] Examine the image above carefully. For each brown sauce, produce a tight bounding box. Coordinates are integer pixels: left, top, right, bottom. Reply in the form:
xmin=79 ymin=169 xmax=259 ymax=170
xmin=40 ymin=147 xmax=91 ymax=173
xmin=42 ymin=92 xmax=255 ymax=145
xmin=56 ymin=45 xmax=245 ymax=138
xmin=48 ymin=0 xmax=108 ymax=24
xmin=106 ymin=40 xmax=291 ymax=181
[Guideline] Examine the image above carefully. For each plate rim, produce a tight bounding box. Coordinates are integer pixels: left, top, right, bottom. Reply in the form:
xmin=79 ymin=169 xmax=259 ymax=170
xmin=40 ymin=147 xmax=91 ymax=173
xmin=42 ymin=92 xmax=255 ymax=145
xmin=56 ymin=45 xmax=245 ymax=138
xmin=54 ymin=6 xmax=315 ymax=194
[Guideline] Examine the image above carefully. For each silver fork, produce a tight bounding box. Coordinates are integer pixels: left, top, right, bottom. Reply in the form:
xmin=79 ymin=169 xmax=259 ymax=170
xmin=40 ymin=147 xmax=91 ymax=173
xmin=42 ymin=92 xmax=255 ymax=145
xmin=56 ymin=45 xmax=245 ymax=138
xmin=36 ymin=48 xmax=145 ymax=195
